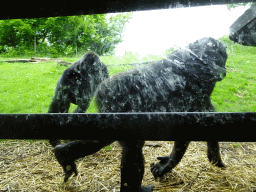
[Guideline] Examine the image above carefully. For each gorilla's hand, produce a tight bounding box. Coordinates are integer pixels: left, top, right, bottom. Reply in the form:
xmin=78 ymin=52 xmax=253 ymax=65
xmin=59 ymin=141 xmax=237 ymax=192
xmin=63 ymin=162 xmax=78 ymax=182
xmin=150 ymin=155 xmax=172 ymax=179
xmin=54 ymin=144 xmax=78 ymax=182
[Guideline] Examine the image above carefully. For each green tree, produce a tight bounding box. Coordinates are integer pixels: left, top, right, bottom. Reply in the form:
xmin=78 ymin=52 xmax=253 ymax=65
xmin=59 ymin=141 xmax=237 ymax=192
xmin=0 ymin=19 xmax=33 ymax=48
xmin=0 ymin=13 xmax=132 ymax=56
xmin=44 ymin=15 xmax=104 ymax=55
xmin=45 ymin=13 xmax=132 ymax=56
xmin=21 ymin=17 xmax=49 ymax=55
xmin=44 ymin=16 xmax=77 ymax=54
xmin=86 ymin=13 xmax=132 ymax=55
xmin=0 ymin=18 xmax=49 ymax=55
xmin=227 ymin=2 xmax=253 ymax=11
xmin=21 ymin=18 xmax=48 ymax=46
xmin=80 ymin=14 xmax=110 ymax=55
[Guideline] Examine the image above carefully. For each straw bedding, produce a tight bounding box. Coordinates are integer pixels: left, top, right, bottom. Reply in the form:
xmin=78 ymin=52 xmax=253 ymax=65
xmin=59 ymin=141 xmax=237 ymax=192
xmin=1 ymin=140 xmax=256 ymax=191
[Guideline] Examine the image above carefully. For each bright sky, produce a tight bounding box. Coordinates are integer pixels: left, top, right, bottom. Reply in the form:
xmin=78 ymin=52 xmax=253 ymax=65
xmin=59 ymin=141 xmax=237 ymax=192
xmin=113 ymin=4 xmax=250 ymax=56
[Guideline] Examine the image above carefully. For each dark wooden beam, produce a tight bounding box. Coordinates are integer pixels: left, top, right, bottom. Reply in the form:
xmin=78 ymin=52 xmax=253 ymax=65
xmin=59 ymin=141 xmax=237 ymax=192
xmin=2 ymin=0 xmax=256 ymax=20
xmin=0 ymin=112 xmax=255 ymax=140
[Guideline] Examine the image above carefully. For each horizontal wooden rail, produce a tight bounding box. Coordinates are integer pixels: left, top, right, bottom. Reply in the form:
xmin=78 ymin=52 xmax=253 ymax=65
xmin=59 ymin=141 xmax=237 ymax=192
xmin=0 ymin=112 xmax=255 ymax=140
xmin=2 ymin=0 xmax=256 ymax=20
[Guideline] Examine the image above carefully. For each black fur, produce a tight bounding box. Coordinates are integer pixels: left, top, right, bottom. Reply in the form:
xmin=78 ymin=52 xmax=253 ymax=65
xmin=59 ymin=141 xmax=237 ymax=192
xmin=48 ymin=52 xmax=109 ymax=147
xmin=53 ymin=37 xmax=227 ymax=191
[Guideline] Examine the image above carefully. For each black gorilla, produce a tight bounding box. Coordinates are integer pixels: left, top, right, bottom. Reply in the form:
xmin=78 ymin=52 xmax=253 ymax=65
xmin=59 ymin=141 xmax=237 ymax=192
xmin=48 ymin=52 xmax=109 ymax=113
xmin=48 ymin=52 xmax=109 ymax=147
xmin=54 ymin=37 xmax=227 ymax=192
xmin=229 ymin=3 xmax=256 ymax=46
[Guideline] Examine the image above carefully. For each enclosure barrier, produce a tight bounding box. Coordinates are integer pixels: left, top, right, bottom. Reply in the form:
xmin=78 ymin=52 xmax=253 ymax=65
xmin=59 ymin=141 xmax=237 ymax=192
xmin=1 ymin=0 xmax=256 ymax=20
xmin=0 ymin=112 xmax=255 ymax=140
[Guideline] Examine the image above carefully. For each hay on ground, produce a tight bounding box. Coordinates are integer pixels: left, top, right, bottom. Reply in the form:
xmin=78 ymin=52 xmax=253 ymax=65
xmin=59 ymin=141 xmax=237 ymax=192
xmin=1 ymin=140 xmax=256 ymax=191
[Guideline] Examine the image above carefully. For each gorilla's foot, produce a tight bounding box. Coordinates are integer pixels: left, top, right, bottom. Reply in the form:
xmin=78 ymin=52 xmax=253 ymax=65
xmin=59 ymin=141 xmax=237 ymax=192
xmin=150 ymin=155 xmax=173 ymax=179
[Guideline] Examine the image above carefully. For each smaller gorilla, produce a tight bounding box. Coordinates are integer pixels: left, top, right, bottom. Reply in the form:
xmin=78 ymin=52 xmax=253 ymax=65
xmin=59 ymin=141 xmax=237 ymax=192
xmin=53 ymin=37 xmax=227 ymax=192
xmin=48 ymin=52 xmax=109 ymax=147
xmin=229 ymin=3 xmax=256 ymax=46
xmin=48 ymin=52 xmax=109 ymax=113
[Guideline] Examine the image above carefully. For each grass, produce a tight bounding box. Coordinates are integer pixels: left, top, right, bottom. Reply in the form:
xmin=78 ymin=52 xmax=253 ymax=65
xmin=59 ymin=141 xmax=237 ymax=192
xmin=0 ymin=37 xmax=256 ymax=114
xmin=0 ymin=61 xmax=66 ymax=113
xmin=0 ymin=53 xmax=163 ymax=113
xmin=210 ymin=41 xmax=256 ymax=112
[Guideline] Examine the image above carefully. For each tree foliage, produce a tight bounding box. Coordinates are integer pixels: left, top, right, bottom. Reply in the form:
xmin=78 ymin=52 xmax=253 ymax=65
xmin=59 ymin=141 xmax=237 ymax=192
xmin=226 ymin=2 xmax=253 ymax=11
xmin=90 ymin=13 xmax=132 ymax=55
xmin=0 ymin=19 xmax=32 ymax=47
xmin=0 ymin=13 xmax=132 ymax=57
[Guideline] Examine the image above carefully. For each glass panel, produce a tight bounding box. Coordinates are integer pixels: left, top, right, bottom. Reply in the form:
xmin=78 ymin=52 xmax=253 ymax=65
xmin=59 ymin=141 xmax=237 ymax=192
xmin=0 ymin=3 xmax=256 ymax=192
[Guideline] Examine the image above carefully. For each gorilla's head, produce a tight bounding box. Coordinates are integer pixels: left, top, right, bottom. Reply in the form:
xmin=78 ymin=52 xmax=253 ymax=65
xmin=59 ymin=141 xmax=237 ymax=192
xmin=188 ymin=37 xmax=227 ymax=68
xmin=75 ymin=52 xmax=109 ymax=80
xmin=169 ymin=37 xmax=227 ymax=83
